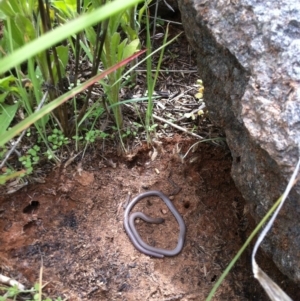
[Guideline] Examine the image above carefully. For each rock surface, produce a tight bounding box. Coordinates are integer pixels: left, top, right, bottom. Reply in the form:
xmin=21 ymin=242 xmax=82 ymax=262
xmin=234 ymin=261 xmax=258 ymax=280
xmin=178 ymin=0 xmax=300 ymax=284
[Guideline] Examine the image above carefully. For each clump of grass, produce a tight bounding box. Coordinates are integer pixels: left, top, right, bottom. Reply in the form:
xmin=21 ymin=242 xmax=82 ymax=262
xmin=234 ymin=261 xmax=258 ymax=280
xmin=0 ymin=0 xmax=182 ymax=183
xmin=0 ymin=0 xmax=151 ymax=183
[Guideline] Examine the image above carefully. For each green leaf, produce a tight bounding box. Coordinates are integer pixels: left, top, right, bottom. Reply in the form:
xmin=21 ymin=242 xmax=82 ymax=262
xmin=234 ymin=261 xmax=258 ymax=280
xmin=33 ymin=282 xmax=40 ymax=291
xmin=6 ymin=285 xmax=20 ymax=297
xmin=117 ymin=38 xmax=127 ymax=62
xmin=15 ymin=14 xmax=36 ymax=43
xmin=123 ymin=38 xmax=140 ymax=59
xmin=56 ymin=45 xmax=69 ymax=71
xmin=52 ymin=0 xmax=77 ymax=18
xmin=84 ymin=27 xmax=97 ymax=49
xmin=50 ymin=45 xmax=69 ymax=84
xmin=120 ymin=9 xmax=138 ymax=40
xmin=0 ymin=92 xmax=9 ymax=104
xmin=0 ymin=75 xmax=17 ymax=93
xmin=0 ymin=0 xmax=22 ymax=17
xmin=6 ymin=17 xmax=25 ymax=49
xmin=0 ymin=103 xmax=19 ymax=135
xmin=111 ymin=32 xmax=121 ymax=52
xmin=91 ymin=0 xmax=102 ymax=8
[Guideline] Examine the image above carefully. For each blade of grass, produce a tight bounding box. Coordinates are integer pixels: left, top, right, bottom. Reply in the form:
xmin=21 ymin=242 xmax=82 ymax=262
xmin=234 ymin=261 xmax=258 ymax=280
xmin=108 ymin=96 xmax=161 ymax=108
xmin=182 ymin=138 xmax=226 ymax=159
xmin=146 ymin=24 xmax=170 ymax=139
xmin=145 ymin=6 xmax=154 ymax=142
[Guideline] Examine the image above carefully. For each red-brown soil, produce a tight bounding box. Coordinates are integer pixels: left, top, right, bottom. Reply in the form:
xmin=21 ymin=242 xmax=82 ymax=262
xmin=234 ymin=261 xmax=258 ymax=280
xmin=1 ymin=138 xmax=299 ymax=301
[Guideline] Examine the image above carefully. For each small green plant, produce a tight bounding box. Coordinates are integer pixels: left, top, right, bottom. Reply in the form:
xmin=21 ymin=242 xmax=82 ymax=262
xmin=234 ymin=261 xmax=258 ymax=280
xmin=19 ymin=145 xmax=40 ymax=175
xmin=100 ymin=10 xmax=140 ymax=130
xmin=71 ymin=1 xmax=142 ymax=141
xmin=18 ymin=129 xmax=69 ymax=171
xmin=148 ymin=123 xmax=158 ymax=133
xmin=85 ymin=129 xmax=108 ymax=143
xmin=47 ymin=129 xmax=69 ymax=150
xmin=120 ymin=122 xmax=143 ymax=139
xmin=0 ymin=283 xmax=64 ymax=301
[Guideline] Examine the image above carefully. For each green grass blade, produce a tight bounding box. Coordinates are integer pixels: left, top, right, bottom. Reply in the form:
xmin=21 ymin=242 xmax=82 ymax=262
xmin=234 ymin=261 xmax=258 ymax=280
xmin=108 ymin=96 xmax=160 ymax=108
xmin=0 ymin=103 xmax=19 ymax=135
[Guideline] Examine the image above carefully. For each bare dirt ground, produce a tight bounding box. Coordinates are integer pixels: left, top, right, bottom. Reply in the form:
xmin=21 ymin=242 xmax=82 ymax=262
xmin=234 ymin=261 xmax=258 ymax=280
xmin=1 ymin=8 xmax=300 ymax=301
xmin=1 ymin=138 xmax=300 ymax=301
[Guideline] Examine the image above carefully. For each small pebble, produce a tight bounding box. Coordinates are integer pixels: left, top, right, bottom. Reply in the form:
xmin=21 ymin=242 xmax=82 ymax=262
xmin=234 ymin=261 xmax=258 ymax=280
xmin=161 ymin=209 xmax=167 ymax=215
